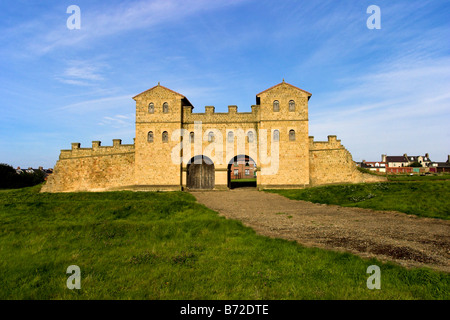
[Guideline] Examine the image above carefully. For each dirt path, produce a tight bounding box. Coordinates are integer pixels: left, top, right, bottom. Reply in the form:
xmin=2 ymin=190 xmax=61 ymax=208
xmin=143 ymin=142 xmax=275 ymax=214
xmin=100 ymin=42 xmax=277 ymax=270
xmin=191 ymin=189 xmax=450 ymax=273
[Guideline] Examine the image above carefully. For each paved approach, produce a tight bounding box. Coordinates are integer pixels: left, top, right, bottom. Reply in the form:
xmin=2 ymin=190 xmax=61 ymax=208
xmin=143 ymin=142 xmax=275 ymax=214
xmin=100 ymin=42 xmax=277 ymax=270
xmin=191 ymin=189 xmax=450 ymax=272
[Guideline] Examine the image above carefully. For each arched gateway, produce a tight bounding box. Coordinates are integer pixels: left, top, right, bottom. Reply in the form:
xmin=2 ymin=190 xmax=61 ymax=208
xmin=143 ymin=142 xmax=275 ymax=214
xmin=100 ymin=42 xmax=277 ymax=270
xmin=187 ymin=156 xmax=215 ymax=190
xmin=41 ymin=81 xmax=385 ymax=193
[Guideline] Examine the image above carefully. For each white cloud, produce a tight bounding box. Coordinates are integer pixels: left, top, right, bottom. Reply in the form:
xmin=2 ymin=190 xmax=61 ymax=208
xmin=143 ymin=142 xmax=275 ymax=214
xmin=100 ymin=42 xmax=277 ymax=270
xmin=22 ymin=0 xmax=251 ymax=55
xmin=56 ymin=60 xmax=107 ymax=86
xmin=98 ymin=113 xmax=134 ymax=128
xmin=53 ymin=94 xmax=132 ymax=113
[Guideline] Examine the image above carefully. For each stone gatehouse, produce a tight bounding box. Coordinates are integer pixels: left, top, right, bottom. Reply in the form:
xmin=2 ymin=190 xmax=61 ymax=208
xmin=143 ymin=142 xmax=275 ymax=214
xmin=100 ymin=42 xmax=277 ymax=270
xmin=41 ymin=81 xmax=384 ymax=192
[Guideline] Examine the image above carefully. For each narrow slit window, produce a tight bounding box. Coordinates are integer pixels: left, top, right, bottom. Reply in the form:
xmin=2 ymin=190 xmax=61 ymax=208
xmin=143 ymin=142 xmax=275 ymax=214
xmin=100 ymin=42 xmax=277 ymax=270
xmin=247 ymin=131 xmax=254 ymax=143
xmin=227 ymin=131 xmax=234 ymax=143
xmin=289 ymin=100 xmax=295 ymax=112
xmin=208 ymin=131 xmax=214 ymax=142
xmin=162 ymin=131 xmax=168 ymax=143
xmin=273 ymin=100 xmax=280 ymax=112
xmin=289 ymin=129 xmax=295 ymax=141
xmin=273 ymin=130 xmax=280 ymax=142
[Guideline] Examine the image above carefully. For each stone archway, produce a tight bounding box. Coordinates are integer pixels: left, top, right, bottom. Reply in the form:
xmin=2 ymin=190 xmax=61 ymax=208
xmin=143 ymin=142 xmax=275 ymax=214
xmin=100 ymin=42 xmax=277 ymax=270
xmin=227 ymin=155 xmax=257 ymax=189
xmin=187 ymin=155 xmax=215 ymax=190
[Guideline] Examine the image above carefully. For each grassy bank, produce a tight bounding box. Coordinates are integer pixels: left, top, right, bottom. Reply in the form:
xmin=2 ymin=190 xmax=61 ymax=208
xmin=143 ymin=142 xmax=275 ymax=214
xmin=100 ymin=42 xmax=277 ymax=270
xmin=0 ymin=185 xmax=448 ymax=299
xmin=387 ymin=174 xmax=450 ymax=181
xmin=267 ymin=181 xmax=450 ymax=220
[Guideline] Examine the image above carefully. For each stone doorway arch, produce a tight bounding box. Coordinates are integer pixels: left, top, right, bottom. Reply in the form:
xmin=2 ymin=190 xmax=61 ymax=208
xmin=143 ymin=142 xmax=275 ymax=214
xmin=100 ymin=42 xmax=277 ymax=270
xmin=227 ymin=155 xmax=257 ymax=189
xmin=186 ymin=155 xmax=215 ymax=190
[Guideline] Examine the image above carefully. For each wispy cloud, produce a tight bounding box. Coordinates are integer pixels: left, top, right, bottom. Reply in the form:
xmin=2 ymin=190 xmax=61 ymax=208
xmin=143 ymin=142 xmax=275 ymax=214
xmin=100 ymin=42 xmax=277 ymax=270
xmin=56 ymin=60 xmax=107 ymax=86
xmin=53 ymin=95 xmax=132 ymax=113
xmin=20 ymin=0 xmax=251 ymax=56
xmin=98 ymin=113 xmax=134 ymax=128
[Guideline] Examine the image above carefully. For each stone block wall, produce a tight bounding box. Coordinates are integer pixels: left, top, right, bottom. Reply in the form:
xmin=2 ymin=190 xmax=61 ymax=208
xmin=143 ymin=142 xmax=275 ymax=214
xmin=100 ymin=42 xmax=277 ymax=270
xmin=41 ymin=140 xmax=135 ymax=192
xmin=309 ymin=136 xmax=386 ymax=185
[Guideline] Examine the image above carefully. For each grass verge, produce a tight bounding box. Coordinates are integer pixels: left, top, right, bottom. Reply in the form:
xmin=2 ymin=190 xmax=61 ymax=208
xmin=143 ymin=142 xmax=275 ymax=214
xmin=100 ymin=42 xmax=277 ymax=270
xmin=266 ymin=181 xmax=450 ymax=220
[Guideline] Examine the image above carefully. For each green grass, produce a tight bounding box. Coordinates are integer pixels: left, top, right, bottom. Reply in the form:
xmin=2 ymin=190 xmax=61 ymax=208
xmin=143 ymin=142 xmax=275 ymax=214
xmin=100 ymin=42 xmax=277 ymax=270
xmin=267 ymin=181 xmax=450 ymax=220
xmin=232 ymin=178 xmax=257 ymax=182
xmin=387 ymin=174 xmax=450 ymax=181
xmin=0 ymin=185 xmax=448 ymax=299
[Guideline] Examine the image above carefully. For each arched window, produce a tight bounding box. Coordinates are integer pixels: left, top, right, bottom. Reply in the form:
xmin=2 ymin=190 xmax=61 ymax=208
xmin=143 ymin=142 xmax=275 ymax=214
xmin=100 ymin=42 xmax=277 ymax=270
xmin=190 ymin=132 xmax=194 ymax=143
xmin=289 ymin=100 xmax=295 ymax=112
xmin=162 ymin=131 xmax=168 ymax=143
xmin=162 ymin=102 xmax=169 ymax=113
xmin=247 ymin=131 xmax=254 ymax=143
xmin=208 ymin=131 xmax=214 ymax=142
xmin=289 ymin=129 xmax=295 ymax=141
xmin=148 ymin=102 xmax=154 ymax=114
xmin=147 ymin=131 xmax=154 ymax=142
xmin=227 ymin=131 xmax=234 ymax=143
xmin=273 ymin=100 xmax=280 ymax=112
xmin=273 ymin=130 xmax=280 ymax=142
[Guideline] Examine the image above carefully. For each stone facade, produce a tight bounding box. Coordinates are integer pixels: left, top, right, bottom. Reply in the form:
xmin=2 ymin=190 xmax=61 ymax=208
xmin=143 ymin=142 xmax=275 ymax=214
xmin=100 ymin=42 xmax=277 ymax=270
xmin=41 ymin=81 xmax=384 ymax=192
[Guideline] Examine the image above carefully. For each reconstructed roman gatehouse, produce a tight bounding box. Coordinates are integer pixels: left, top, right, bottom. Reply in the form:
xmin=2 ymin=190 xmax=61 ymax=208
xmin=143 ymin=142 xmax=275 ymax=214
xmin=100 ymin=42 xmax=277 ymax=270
xmin=42 ymin=81 xmax=384 ymax=192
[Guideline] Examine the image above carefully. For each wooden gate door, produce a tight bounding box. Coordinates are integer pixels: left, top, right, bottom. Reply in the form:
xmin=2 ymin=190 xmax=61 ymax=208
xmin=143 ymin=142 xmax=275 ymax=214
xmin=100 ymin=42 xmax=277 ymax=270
xmin=187 ymin=159 xmax=215 ymax=189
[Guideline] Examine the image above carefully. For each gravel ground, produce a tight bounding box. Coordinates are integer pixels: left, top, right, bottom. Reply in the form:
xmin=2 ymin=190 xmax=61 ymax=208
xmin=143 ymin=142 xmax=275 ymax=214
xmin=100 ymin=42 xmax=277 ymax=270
xmin=191 ymin=189 xmax=450 ymax=273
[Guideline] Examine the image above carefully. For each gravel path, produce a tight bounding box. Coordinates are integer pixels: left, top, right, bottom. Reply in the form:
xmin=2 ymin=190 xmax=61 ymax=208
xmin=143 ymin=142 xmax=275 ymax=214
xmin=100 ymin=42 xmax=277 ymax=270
xmin=191 ymin=189 xmax=450 ymax=272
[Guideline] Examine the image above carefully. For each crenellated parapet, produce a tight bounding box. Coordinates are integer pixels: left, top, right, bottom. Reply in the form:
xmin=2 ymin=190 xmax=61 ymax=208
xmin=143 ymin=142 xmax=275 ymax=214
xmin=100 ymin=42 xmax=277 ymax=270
xmin=309 ymin=135 xmax=344 ymax=151
xmin=183 ymin=105 xmax=260 ymax=124
xmin=59 ymin=139 xmax=135 ymax=159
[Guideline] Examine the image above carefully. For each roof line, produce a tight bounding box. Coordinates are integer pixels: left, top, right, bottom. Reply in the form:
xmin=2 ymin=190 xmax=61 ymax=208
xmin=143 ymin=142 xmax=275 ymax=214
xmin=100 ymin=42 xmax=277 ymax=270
xmin=256 ymin=81 xmax=312 ymax=97
xmin=132 ymin=83 xmax=186 ymax=100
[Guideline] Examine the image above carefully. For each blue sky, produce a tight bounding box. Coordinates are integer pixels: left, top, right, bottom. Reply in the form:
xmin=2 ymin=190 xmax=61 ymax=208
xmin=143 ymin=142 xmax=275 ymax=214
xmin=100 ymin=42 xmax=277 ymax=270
xmin=0 ymin=0 xmax=449 ymax=168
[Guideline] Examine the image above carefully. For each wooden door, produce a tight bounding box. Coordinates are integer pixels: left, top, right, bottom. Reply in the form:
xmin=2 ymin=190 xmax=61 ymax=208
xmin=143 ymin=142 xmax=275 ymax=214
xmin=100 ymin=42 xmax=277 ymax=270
xmin=187 ymin=159 xmax=214 ymax=189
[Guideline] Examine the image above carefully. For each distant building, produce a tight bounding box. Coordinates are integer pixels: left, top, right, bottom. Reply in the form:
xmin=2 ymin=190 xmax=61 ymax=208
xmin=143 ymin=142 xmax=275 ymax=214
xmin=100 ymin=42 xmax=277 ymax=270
xmin=429 ymin=155 xmax=450 ymax=173
xmin=381 ymin=153 xmax=431 ymax=168
xmin=15 ymin=166 xmax=53 ymax=179
xmin=359 ymin=160 xmax=386 ymax=173
xmin=230 ymin=156 xmax=256 ymax=180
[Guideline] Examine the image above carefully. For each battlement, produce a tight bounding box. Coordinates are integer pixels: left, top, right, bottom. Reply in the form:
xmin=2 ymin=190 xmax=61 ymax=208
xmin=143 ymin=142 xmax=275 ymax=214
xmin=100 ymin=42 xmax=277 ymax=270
xmin=183 ymin=105 xmax=260 ymax=124
xmin=60 ymin=139 xmax=135 ymax=159
xmin=309 ymin=135 xmax=343 ymax=150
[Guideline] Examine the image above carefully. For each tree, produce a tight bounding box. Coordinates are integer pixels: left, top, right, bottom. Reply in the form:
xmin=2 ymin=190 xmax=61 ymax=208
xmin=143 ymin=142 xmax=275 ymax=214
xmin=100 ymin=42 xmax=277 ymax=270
xmin=0 ymin=163 xmax=46 ymax=189
xmin=409 ymin=162 xmax=422 ymax=167
xmin=0 ymin=163 xmax=18 ymax=188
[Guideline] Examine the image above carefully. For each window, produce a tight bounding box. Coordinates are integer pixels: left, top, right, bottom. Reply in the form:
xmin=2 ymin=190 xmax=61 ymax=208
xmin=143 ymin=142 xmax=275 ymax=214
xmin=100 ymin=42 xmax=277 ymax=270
xmin=162 ymin=131 xmax=168 ymax=143
xmin=247 ymin=131 xmax=254 ymax=143
xmin=289 ymin=100 xmax=295 ymax=112
xmin=245 ymin=169 xmax=250 ymax=176
xmin=147 ymin=131 xmax=154 ymax=142
xmin=289 ymin=129 xmax=295 ymax=141
xmin=148 ymin=102 xmax=154 ymax=114
xmin=234 ymin=169 xmax=239 ymax=176
xmin=234 ymin=161 xmax=238 ymax=167
xmin=163 ymin=102 xmax=169 ymax=113
xmin=189 ymin=132 xmax=194 ymax=143
xmin=273 ymin=100 xmax=280 ymax=112
xmin=208 ymin=131 xmax=214 ymax=142
xmin=245 ymin=162 xmax=249 ymax=167
xmin=227 ymin=131 xmax=234 ymax=143
xmin=273 ymin=129 xmax=280 ymax=142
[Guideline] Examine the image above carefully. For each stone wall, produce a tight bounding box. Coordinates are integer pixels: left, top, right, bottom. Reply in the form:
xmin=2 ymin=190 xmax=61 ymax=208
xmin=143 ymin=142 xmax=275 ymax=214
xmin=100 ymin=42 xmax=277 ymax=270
xmin=41 ymin=140 xmax=135 ymax=192
xmin=309 ymin=136 xmax=386 ymax=186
